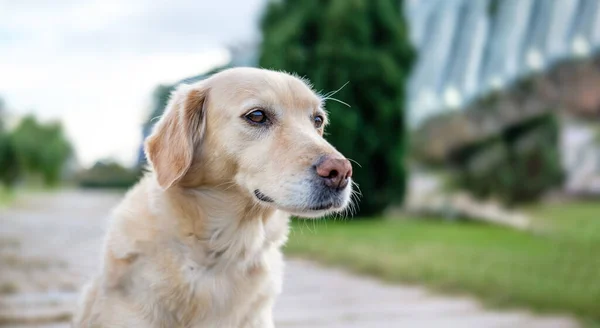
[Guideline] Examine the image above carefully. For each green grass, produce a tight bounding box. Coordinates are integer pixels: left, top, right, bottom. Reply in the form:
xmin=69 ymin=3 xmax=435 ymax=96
xmin=0 ymin=183 xmax=72 ymax=209
xmin=0 ymin=187 xmax=15 ymax=208
xmin=527 ymin=201 xmax=600 ymax=241
xmin=285 ymin=203 xmax=600 ymax=324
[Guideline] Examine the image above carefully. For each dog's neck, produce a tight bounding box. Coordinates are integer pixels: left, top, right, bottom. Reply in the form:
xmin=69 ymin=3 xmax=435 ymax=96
xmin=157 ymin=181 xmax=290 ymax=269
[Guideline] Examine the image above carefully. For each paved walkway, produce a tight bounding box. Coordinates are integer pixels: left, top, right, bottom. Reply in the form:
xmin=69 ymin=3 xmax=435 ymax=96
xmin=0 ymin=191 xmax=580 ymax=327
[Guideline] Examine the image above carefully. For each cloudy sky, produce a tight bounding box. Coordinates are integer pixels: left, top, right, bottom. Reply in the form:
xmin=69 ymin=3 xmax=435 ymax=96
xmin=0 ymin=0 xmax=266 ymax=167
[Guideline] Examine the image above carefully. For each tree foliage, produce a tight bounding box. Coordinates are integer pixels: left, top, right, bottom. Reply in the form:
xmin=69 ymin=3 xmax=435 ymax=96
xmin=0 ymin=132 xmax=20 ymax=188
xmin=11 ymin=115 xmax=73 ymax=187
xmin=0 ymin=97 xmax=5 ymax=131
xmin=0 ymin=97 xmax=20 ymax=187
xmin=260 ymin=0 xmax=415 ymax=215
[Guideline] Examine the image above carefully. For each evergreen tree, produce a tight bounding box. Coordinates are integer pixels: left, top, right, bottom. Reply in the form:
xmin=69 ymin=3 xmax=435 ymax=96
xmin=260 ymin=0 xmax=415 ymax=215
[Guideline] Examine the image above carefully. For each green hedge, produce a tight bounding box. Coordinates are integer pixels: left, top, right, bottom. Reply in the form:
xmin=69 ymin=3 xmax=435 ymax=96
xmin=450 ymin=114 xmax=563 ymax=206
xmin=76 ymin=162 xmax=142 ymax=190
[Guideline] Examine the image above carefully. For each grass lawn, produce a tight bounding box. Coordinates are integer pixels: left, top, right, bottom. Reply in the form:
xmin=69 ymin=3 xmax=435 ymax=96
xmin=285 ymin=202 xmax=600 ymax=325
xmin=0 ymin=187 xmax=15 ymax=208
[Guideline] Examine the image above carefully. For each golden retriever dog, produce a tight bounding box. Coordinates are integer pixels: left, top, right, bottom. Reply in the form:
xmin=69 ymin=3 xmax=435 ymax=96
xmin=73 ymin=67 xmax=354 ymax=327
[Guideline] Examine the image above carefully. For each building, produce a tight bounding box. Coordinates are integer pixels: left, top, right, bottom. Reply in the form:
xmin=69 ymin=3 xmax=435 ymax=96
xmin=405 ymin=0 xmax=600 ymax=128
xmin=406 ymin=0 xmax=600 ymax=195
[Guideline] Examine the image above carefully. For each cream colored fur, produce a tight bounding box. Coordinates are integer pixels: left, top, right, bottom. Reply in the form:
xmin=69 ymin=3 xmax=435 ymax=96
xmin=72 ymin=67 xmax=353 ymax=328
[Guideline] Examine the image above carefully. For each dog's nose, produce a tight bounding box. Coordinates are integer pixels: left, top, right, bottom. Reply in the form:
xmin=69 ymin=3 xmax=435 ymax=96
xmin=315 ymin=155 xmax=353 ymax=190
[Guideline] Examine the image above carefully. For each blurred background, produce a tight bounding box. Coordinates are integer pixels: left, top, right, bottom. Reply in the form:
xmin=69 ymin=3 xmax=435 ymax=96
xmin=1 ymin=0 xmax=600 ymax=327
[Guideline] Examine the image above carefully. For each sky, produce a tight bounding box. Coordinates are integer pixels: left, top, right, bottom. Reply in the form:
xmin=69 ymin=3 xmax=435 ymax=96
xmin=0 ymin=0 xmax=266 ymax=168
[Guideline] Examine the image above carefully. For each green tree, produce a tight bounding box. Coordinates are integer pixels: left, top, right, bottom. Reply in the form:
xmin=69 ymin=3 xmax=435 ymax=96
xmin=11 ymin=115 xmax=45 ymax=173
xmin=260 ymin=0 xmax=415 ymax=215
xmin=38 ymin=122 xmax=73 ymax=186
xmin=0 ymin=98 xmax=21 ymax=188
xmin=0 ymin=97 xmax=5 ymax=131
xmin=0 ymin=133 xmax=21 ymax=188
xmin=11 ymin=115 xmax=73 ymax=187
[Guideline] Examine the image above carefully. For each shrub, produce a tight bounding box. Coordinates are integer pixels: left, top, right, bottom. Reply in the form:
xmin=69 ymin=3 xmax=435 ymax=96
xmin=450 ymin=114 xmax=563 ymax=205
xmin=76 ymin=161 xmax=142 ymax=189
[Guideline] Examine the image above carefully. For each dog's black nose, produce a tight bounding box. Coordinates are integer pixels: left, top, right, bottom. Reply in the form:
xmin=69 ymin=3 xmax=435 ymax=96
xmin=315 ymin=155 xmax=353 ymax=190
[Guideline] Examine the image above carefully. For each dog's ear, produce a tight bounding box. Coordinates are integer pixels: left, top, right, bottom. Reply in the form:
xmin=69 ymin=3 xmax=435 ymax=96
xmin=144 ymin=83 xmax=208 ymax=189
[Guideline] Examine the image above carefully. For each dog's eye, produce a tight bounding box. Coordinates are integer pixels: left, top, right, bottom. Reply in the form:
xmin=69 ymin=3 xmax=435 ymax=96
xmin=314 ymin=115 xmax=324 ymax=128
xmin=245 ymin=110 xmax=268 ymax=124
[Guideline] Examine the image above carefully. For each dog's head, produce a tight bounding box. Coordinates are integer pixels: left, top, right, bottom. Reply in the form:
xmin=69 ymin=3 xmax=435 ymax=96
xmin=144 ymin=67 xmax=353 ymax=218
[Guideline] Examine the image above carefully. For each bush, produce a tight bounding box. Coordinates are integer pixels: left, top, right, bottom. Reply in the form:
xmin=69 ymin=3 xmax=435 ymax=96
xmin=77 ymin=161 xmax=142 ymax=189
xmin=260 ymin=0 xmax=416 ymax=216
xmin=450 ymin=114 xmax=563 ymax=205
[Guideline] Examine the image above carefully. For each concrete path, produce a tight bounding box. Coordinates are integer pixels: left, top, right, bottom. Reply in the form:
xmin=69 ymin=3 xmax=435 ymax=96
xmin=0 ymin=191 xmax=580 ymax=327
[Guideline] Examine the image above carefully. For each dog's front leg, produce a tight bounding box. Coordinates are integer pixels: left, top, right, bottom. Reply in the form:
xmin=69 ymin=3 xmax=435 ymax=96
xmin=247 ymin=317 xmax=275 ymax=328
xmin=243 ymin=306 xmax=275 ymax=328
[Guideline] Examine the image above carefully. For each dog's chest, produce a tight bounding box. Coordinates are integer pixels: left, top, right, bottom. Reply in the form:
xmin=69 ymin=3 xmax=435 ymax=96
xmin=167 ymin=221 xmax=286 ymax=326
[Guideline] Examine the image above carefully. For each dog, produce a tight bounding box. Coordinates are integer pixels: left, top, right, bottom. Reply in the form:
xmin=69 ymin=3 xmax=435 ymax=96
xmin=72 ymin=67 xmax=354 ymax=327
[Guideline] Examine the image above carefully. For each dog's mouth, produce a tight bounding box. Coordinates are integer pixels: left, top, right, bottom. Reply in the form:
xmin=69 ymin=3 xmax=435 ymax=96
xmin=253 ymin=189 xmax=341 ymax=214
xmin=254 ymin=189 xmax=274 ymax=203
xmin=308 ymin=202 xmax=335 ymax=211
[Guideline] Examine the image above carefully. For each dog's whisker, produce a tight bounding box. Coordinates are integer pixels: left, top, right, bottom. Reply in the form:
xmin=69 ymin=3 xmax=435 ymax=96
xmin=322 ymin=96 xmax=351 ymax=108
xmin=351 ymin=181 xmax=363 ymax=197
xmin=345 ymin=202 xmax=353 ymax=219
xmin=347 ymin=158 xmax=362 ymax=168
xmin=322 ymin=81 xmax=349 ymax=99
